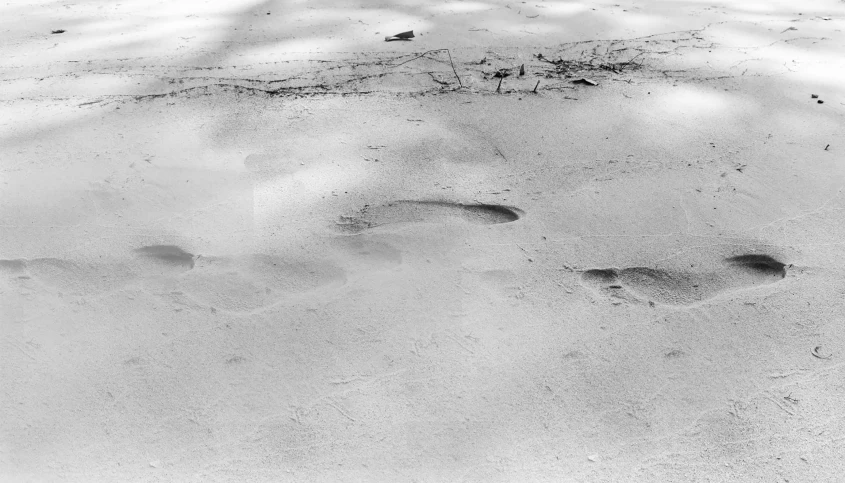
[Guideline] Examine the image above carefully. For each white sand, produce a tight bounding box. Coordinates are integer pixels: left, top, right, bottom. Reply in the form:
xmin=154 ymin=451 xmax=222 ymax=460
xmin=3 ymin=0 xmax=845 ymax=481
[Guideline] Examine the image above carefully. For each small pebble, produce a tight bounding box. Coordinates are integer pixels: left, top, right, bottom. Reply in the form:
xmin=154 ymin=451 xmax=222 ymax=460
xmin=818 ymin=100 xmax=824 ymax=104
xmin=811 ymin=94 xmax=818 ymax=98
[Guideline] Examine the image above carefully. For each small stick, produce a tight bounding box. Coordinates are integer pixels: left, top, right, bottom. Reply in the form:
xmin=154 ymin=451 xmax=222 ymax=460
xmin=393 ymin=49 xmax=442 ymax=67
xmin=496 ymin=76 xmax=503 ymax=93
xmin=825 ymin=144 xmax=830 ymax=151
xmin=533 ymin=80 xmax=540 ymax=93
xmin=444 ymin=49 xmax=463 ymax=88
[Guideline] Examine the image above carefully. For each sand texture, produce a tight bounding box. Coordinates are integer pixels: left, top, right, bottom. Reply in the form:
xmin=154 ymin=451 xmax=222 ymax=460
xmin=2 ymin=0 xmax=845 ymax=481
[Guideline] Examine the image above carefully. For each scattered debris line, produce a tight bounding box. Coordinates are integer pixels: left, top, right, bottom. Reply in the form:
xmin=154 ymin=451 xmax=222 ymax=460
xmin=392 ymin=49 xmax=463 ymax=88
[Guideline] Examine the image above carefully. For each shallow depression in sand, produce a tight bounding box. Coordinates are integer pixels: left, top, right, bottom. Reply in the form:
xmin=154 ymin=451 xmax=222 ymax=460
xmin=134 ymin=245 xmax=195 ymax=270
xmin=0 ymin=259 xmax=27 ymax=273
xmin=25 ymin=257 xmax=137 ymax=294
xmin=337 ymin=200 xmax=521 ymax=233
xmin=169 ymin=254 xmax=347 ymax=312
xmin=580 ymin=253 xmax=788 ymax=305
xmin=724 ymin=254 xmax=786 ymax=278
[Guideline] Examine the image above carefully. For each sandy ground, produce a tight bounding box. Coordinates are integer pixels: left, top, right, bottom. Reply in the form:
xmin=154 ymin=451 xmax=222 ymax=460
xmin=3 ymin=0 xmax=845 ymax=481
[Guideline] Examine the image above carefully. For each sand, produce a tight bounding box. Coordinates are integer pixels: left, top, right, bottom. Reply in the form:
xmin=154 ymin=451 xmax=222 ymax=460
xmin=2 ymin=0 xmax=845 ymax=481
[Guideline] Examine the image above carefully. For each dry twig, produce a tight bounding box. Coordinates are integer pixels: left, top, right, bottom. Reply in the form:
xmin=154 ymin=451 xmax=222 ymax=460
xmin=393 ymin=49 xmax=463 ymax=87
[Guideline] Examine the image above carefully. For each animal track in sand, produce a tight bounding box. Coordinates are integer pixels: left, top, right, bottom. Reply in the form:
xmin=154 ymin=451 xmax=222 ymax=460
xmin=580 ymin=254 xmax=787 ymax=306
xmin=336 ymin=200 xmax=521 ymax=233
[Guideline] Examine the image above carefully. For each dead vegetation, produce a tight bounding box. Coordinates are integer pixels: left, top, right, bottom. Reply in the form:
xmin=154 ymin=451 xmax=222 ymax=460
xmin=65 ymin=27 xmax=726 ymax=105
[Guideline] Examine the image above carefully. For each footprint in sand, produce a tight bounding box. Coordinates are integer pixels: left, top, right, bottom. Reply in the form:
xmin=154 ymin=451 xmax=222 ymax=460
xmin=0 ymin=259 xmax=30 ymax=287
xmin=0 ymin=259 xmax=27 ymax=275
xmin=336 ymin=200 xmax=521 ymax=233
xmin=0 ymin=245 xmax=197 ymax=295
xmin=328 ymin=237 xmax=403 ymax=270
xmin=3 ymin=244 xmax=345 ymax=308
xmin=580 ymin=254 xmax=787 ymax=305
xmin=167 ymin=254 xmax=347 ymax=312
xmin=22 ymin=257 xmax=137 ymax=295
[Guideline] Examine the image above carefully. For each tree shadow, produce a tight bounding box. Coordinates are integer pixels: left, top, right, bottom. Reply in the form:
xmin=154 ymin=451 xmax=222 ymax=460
xmin=2 ymin=0 xmax=843 ymax=145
